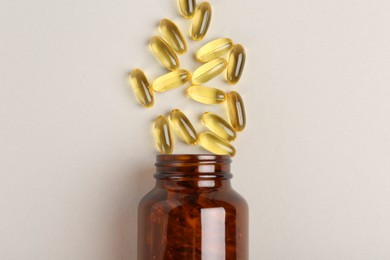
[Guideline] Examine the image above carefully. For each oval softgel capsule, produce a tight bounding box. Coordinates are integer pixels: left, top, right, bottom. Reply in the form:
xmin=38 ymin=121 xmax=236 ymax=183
xmin=186 ymin=85 xmax=226 ymax=104
xmin=196 ymin=38 xmax=233 ymax=62
xmin=226 ymin=91 xmax=246 ymax=132
xmin=191 ymin=2 xmax=212 ymax=41
xmin=153 ymin=115 xmax=174 ymax=154
xmin=152 ymin=70 xmax=191 ymax=92
xmin=192 ymin=58 xmax=227 ymax=85
xmin=198 ymin=132 xmax=236 ymax=156
xmin=160 ymin=19 xmax=187 ymax=55
xmin=169 ymin=109 xmax=198 ymax=145
xmin=129 ymin=68 xmax=154 ymax=108
xmin=226 ymin=44 xmax=246 ymax=84
xmin=177 ymin=0 xmax=196 ymax=18
xmin=150 ymin=36 xmax=180 ymax=71
xmin=201 ymin=112 xmax=236 ymax=141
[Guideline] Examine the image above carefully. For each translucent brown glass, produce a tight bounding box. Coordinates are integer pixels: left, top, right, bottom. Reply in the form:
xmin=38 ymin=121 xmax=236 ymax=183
xmin=138 ymin=154 xmax=249 ymax=259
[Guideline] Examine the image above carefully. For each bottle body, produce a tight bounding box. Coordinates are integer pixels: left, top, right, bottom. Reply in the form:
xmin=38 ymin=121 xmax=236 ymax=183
xmin=138 ymin=155 xmax=248 ymax=260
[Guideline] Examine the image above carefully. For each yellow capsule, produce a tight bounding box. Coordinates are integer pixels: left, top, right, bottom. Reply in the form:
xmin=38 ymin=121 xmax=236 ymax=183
xmin=192 ymin=58 xmax=227 ymax=85
xmin=159 ymin=19 xmax=187 ymax=55
xmin=226 ymin=91 xmax=246 ymax=132
xmin=149 ymin=36 xmax=180 ymax=71
xmin=226 ymin=44 xmax=246 ymax=84
xmin=196 ymin=38 xmax=233 ymax=62
xmin=201 ymin=112 xmax=236 ymax=142
xmin=191 ymin=2 xmax=212 ymax=41
xmin=169 ymin=109 xmax=198 ymax=145
xmin=128 ymin=69 xmax=154 ymax=108
xmin=198 ymin=132 xmax=236 ymax=156
xmin=186 ymin=85 xmax=226 ymax=104
xmin=152 ymin=70 xmax=191 ymax=92
xmin=153 ymin=115 xmax=174 ymax=154
xmin=177 ymin=0 xmax=196 ymax=18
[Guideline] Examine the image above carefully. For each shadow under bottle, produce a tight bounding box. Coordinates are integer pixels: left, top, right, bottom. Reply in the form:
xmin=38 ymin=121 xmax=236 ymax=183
xmin=138 ymin=154 xmax=249 ymax=259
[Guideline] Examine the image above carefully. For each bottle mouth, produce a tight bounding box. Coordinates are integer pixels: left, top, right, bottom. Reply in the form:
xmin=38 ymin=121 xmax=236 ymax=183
xmin=156 ymin=154 xmax=231 ymax=164
xmin=155 ymin=154 xmax=232 ymax=179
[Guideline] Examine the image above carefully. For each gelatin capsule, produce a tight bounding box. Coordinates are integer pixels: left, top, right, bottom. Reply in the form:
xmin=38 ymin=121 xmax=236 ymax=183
xmin=192 ymin=58 xmax=227 ymax=85
xmin=186 ymin=85 xmax=226 ymax=104
xmin=159 ymin=19 xmax=187 ymax=55
xmin=198 ymin=132 xmax=236 ymax=156
xmin=177 ymin=0 xmax=196 ymax=18
xmin=153 ymin=115 xmax=174 ymax=154
xmin=196 ymin=38 xmax=233 ymax=62
xmin=149 ymin=36 xmax=180 ymax=71
xmin=191 ymin=2 xmax=212 ymax=41
xmin=128 ymin=68 xmax=154 ymax=108
xmin=201 ymin=112 xmax=236 ymax=141
xmin=152 ymin=70 xmax=191 ymax=92
xmin=226 ymin=44 xmax=246 ymax=84
xmin=226 ymin=91 xmax=246 ymax=132
xmin=169 ymin=109 xmax=198 ymax=145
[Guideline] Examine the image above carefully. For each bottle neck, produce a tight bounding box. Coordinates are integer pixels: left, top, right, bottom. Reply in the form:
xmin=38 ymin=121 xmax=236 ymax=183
xmin=154 ymin=154 xmax=233 ymax=190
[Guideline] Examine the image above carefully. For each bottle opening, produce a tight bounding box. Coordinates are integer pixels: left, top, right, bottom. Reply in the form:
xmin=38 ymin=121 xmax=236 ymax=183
xmin=155 ymin=154 xmax=232 ymax=179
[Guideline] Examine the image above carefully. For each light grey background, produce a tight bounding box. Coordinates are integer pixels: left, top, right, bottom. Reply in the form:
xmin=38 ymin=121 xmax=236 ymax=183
xmin=1 ymin=0 xmax=390 ymax=259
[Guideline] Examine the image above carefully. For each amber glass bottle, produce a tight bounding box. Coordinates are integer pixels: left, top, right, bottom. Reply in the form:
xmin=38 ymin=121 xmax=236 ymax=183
xmin=138 ymin=154 xmax=248 ymax=259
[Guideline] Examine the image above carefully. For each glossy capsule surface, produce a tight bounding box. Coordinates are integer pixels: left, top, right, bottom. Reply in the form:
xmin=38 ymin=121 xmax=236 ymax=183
xmin=226 ymin=44 xmax=246 ymax=84
xmin=186 ymin=85 xmax=226 ymax=104
xmin=191 ymin=2 xmax=212 ymax=41
xmin=128 ymin=69 xmax=153 ymax=108
xmin=169 ymin=109 xmax=198 ymax=145
xmin=152 ymin=70 xmax=191 ymax=92
xmin=226 ymin=91 xmax=246 ymax=132
xmin=192 ymin=58 xmax=227 ymax=85
xmin=198 ymin=132 xmax=236 ymax=156
xmin=149 ymin=36 xmax=180 ymax=71
xmin=153 ymin=115 xmax=174 ymax=154
xmin=177 ymin=0 xmax=196 ymax=18
xmin=201 ymin=112 xmax=236 ymax=141
xmin=159 ymin=19 xmax=187 ymax=55
xmin=196 ymin=38 xmax=233 ymax=62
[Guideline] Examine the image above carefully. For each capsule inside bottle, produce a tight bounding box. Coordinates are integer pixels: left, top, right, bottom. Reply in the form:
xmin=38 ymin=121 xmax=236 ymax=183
xmin=198 ymin=132 xmax=236 ymax=156
xmin=226 ymin=91 xmax=246 ymax=132
xmin=153 ymin=115 xmax=174 ymax=154
xmin=226 ymin=44 xmax=246 ymax=84
xmin=177 ymin=0 xmax=196 ymax=18
xmin=192 ymin=58 xmax=227 ymax=85
xmin=169 ymin=109 xmax=198 ymax=145
xmin=186 ymin=85 xmax=226 ymax=104
xmin=128 ymin=68 xmax=154 ymax=108
xmin=159 ymin=19 xmax=187 ymax=55
xmin=191 ymin=2 xmax=212 ymax=41
xmin=196 ymin=38 xmax=233 ymax=62
xmin=152 ymin=70 xmax=191 ymax=92
xmin=201 ymin=112 xmax=236 ymax=141
xmin=149 ymin=36 xmax=180 ymax=71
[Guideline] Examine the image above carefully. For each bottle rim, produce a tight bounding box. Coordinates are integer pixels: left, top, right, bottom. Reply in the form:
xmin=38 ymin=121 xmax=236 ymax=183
xmin=156 ymin=154 xmax=231 ymax=164
xmin=155 ymin=154 xmax=232 ymax=179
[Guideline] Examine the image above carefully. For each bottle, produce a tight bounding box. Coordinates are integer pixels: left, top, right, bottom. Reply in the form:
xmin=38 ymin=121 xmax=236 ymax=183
xmin=137 ymin=154 xmax=249 ymax=259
